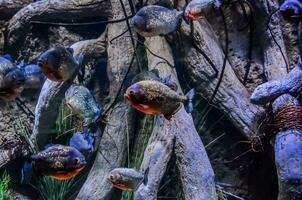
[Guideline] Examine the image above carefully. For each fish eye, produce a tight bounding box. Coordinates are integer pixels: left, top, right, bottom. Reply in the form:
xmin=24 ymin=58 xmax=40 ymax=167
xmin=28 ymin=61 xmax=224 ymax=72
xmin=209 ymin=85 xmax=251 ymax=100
xmin=109 ymin=175 xmax=114 ymax=180
xmin=129 ymin=90 xmax=134 ymax=95
xmin=74 ymin=158 xmax=80 ymax=165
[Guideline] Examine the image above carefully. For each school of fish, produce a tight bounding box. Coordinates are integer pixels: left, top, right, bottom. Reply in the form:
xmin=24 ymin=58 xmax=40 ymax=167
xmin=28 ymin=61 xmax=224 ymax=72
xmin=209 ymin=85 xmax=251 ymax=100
xmin=1 ymin=0 xmax=297 ymax=194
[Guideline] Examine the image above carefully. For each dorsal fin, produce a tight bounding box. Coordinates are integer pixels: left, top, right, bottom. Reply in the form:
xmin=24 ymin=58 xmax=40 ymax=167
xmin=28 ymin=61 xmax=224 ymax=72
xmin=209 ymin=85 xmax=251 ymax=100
xmin=162 ymin=75 xmax=178 ymax=91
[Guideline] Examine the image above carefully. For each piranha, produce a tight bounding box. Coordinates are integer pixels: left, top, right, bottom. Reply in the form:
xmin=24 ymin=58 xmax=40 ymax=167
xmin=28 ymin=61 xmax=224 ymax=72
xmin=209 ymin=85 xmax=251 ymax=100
xmin=124 ymin=80 xmax=195 ymax=120
xmin=280 ymin=0 xmax=302 ymax=22
xmin=69 ymin=130 xmax=94 ymax=153
xmin=30 ymin=144 xmax=86 ymax=180
xmin=19 ymin=63 xmax=45 ymax=89
xmin=131 ymin=5 xmax=184 ymax=37
xmin=108 ymin=168 xmax=149 ymax=191
xmin=131 ymin=69 xmax=178 ymax=91
xmin=185 ymin=0 xmax=222 ymax=20
xmin=65 ymin=85 xmax=101 ymax=126
xmin=0 ymin=56 xmax=25 ymax=101
xmin=37 ymin=45 xmax=83 ymax=82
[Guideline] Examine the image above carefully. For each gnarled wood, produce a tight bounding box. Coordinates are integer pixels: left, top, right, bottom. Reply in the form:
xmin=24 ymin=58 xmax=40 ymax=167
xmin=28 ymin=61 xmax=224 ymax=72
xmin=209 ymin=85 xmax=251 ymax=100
xmin=31 ymin=79 xmax=73 ymax=149
xmin=179 ymin=20 xmax=264 ymax=139
xmin=75 ymin=0 xmax=137 ymax=198
xmin=7 ymin=0 xmax=111 ymax=46
xmin=251 ymin=63 xmax=302 ymax=105
xmin=272 ymin=95 xmax=302 ymax=200
xmin=71 ymin=30 xmax=107 ymax=60
xmin=0 ymin=0 xmax=32 ymax=20
xmin=135 ymin=36 xmax=216 ymax=200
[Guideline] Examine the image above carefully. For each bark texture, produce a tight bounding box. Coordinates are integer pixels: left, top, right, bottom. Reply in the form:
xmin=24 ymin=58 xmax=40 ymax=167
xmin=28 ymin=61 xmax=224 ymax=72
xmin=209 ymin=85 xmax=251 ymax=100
xmin=7 ymin=0 xmax=111 ymax=46
xmin=179 ymin=20 xmax=264 ymax=139
xmin=75 ymin=0 xmax=138 ymax=198
xmin=135 ymin=36 xmax=216 ymax=200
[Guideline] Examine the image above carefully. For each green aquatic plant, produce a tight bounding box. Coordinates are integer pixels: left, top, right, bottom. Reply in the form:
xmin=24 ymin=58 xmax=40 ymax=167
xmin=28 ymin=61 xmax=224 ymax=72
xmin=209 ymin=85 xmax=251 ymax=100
xmin=0 ymin=172 xmax=13 ymax=200
xmin=121 ymin=191 xmax=133 ymax=200
xmin=55 ymin=102 xmax=77 ymax=141
xmin=33 ymin=177 xmax=76 ymax=200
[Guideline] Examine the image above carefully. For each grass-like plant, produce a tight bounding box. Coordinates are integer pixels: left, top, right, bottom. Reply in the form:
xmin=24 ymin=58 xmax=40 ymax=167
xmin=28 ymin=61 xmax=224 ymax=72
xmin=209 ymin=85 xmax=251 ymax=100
xmin=32 ymin=177 xmax=76 ymax=200
xmin=0 ymin=172 xmax=13 ymax=200
xmin=16 ymin=102 xmax=80 ymax=200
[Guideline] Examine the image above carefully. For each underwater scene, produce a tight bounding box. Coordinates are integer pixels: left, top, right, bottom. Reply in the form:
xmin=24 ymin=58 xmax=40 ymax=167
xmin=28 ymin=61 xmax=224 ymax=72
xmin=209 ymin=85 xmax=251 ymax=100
xmin=0 ymin=0 xmax=301 ymax=199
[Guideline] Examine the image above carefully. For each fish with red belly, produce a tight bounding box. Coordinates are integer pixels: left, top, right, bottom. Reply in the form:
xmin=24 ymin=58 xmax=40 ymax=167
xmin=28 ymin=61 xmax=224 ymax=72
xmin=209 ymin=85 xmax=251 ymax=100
xmin=124 ymin=80 xmax=195 ymax=120
xmin=31 ymin=144 xmax=86 ymax=180
xmin=108 ymin=168 xmax=148 ymax=191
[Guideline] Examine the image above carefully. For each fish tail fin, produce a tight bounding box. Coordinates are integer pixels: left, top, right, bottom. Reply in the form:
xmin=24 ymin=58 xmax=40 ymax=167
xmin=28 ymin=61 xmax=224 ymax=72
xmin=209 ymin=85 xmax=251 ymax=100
xmin=143 ymin=167 xmax=149 ymax=185
xmin=214 ymin=0 xmax=223 ymax=7
xmin=21 ymin=161 xmax=33 ymax=184
xmin=184 ymin=88 xmax=195 ymax=113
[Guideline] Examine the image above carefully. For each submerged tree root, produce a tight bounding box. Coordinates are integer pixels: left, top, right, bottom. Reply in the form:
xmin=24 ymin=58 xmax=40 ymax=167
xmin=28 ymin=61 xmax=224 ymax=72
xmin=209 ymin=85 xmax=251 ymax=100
xmin=179 ymin=20 xmax=264 ymax=140
xmin=7 ymin=0 xmax=111 ymax=47
xmin=135 ymin=36 xmax=216 ymax=200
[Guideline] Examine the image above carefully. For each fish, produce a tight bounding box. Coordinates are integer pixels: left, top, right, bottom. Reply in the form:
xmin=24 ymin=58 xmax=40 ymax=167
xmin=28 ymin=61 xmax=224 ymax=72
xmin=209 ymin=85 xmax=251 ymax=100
xmin=69 ymin=130 xmax=94 ymax=153
xmin=108 ymin=168 xmax=149 ymax=191
xmin=184 ymin=0 xmax=222 ymax=20
xmin=131 ymin=5 xmax=184 ymax=37
xmin=131 ymin=69 xmax=178 ymax=91
xmin=65 ymin=85 xmax=101 ymax=126
xmin=30 ymin=144 xmax=86 ymax=180
xmin=124 ymin=80 xmax=195 ymax=120
xmin=0 ymin=57 xmax=25 ymax=101
xmin=37 ymin=45 xmax=83 ymax=82
xmin=280 ymin=0 xmax=302 ymax=22
xmin=19 ymin=63 xmax=45 ymax=89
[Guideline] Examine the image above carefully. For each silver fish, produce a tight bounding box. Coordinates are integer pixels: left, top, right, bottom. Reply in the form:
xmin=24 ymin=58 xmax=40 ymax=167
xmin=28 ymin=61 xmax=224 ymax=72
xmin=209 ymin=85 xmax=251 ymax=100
xmin=131 ymin=5 xmax=183 ymax=37
xmin=65 ymin=85 xmax=101 ymax=126
xmin=108 ymin=168 xmax=148 ymax=191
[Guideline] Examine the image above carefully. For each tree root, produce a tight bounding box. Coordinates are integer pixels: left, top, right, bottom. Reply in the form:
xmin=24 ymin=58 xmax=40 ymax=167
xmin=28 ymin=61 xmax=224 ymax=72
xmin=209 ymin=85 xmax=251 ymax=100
xmin=75 ymin=0 xmax=138 ymax=197
xmin=179 ymin=20 xmax=264 ymax=139
xmin=135 ymin=36 xmax=216 ymax=200
xmin=7 ymin=0 xmax=111 ymax=47
xmin=0 ymin=0 xmax=32 ymax=20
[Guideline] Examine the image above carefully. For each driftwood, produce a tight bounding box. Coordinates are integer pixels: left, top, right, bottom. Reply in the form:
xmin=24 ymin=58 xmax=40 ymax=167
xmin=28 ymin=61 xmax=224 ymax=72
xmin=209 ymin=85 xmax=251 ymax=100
xmin=260 ymin=0 xmax=289 ymax=80
xmin=71 ymin=30 xmax=107 ymax=60
xmin=75 ymin=0 xmax=138 ymax=198
xmin=0 ymin=0 xmax=31 ymax=20
xmin=251 ymin=64 xmax=302 ymax=200
xmin=272 ymin=95 xmax=302 ymax=200
xmin=135 ymin=36 xmax=216 ymax=199
xmin=7 ymin=0 xmax=111 ymax=46
xmin=31 ymin=79 xmax=74 ymax=149
xmin=251 ymin=63 xmax=302 ymax=105
xmin=250 ymin=7 xmax=302 ymax=197
xmin=179 ymin=20 xmax=264 ymax=139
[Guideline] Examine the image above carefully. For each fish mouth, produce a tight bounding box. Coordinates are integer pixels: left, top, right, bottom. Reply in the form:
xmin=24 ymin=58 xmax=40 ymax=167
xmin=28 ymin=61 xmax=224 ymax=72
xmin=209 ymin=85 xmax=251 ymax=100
xmin=124 ymin=93 xmax=130 ymax=101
